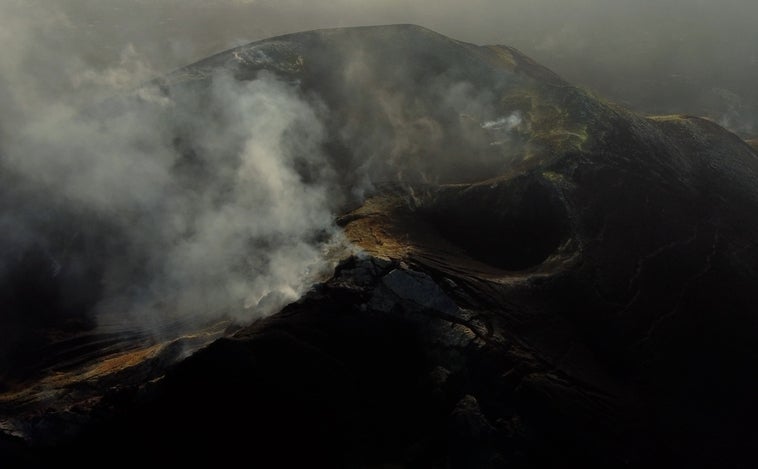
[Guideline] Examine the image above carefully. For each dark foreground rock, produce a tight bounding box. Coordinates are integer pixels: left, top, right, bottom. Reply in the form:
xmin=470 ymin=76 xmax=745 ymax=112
xmin=9 ymin=248 xmax=757 ymax=467
xmin=7 ymin=257 xmax=639 ymax=467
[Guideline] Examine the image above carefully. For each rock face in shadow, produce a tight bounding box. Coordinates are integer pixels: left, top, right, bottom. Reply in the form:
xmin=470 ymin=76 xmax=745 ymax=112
xmin=3 ymin=25 xmax=758 ymax=467
xmin=421 ymin=178 xmax=573 ymax=270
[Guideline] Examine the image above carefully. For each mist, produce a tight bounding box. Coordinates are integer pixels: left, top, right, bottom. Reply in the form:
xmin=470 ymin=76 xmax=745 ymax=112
xmin=3 ymin=1 xmax=757 ymax=135
xmin=1 ymin=68 xmax=350 ymax=367
xmin=1 ymin=0 xmax=756 ymax=374
xmin=0 ymin=2 xmax=354 ymax=370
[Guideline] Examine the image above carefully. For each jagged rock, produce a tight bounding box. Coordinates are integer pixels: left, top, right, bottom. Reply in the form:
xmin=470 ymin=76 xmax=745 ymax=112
xmin=448 ymin=395 xmax=503 ymax=468
xmin=450 ymin=394 xmax=496 ymax=440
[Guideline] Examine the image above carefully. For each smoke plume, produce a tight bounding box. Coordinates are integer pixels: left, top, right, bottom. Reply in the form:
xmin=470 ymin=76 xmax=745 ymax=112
xmin=2 ymin=67 xmax=348 ymax=331
xmin=0 ymin=2 xmax=357 ymax=373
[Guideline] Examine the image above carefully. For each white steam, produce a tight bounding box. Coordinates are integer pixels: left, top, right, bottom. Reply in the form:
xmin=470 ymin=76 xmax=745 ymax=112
xmin=1 ymin=44 xmax=346 ymax=333
xmin=155 ymin=73 xmax=342 ymax=323
xmin=481 ymin=112 xmax=524 ymax=146
xmin=482 ymin=112 xmax=523 ymax=131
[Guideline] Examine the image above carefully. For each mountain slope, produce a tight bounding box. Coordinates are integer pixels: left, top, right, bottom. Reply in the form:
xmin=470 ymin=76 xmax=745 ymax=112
xmin=3 ymin=25 xmax=758 ymax=467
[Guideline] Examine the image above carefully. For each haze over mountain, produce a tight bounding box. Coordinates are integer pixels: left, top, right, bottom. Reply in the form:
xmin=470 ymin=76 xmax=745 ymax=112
xmin=2 ymin=23 xmax=758 ymax=467
xmin=3 ymin=0 xmax=757 ymax=138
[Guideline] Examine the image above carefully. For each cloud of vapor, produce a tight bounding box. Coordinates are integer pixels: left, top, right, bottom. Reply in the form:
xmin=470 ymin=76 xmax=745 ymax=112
xmin=481 ymin=112 xmax=525 ymax=147
xmin=10 ymin=0 xmax=755 ymax=137
xmin=0 ymin=1 xmax=357 ymax=375
xmin=3 ymin=68 xmax=344 ymax=328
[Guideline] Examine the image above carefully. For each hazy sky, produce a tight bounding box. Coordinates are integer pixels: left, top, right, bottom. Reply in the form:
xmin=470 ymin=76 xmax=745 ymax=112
xmin=3 ymin=0 xmax=756 ymax=134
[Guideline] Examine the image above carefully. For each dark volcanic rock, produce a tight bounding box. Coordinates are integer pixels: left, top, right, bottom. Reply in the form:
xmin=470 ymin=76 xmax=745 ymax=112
xmin=11 ymin=257 xmax=640 ymax=467
xmin=4 ymin=25 xmax=758 ymax=468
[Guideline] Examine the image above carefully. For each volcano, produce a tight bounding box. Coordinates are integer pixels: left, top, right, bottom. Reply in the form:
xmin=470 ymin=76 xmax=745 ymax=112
xmin=2 ymin=25 xmax=758 ymax=467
